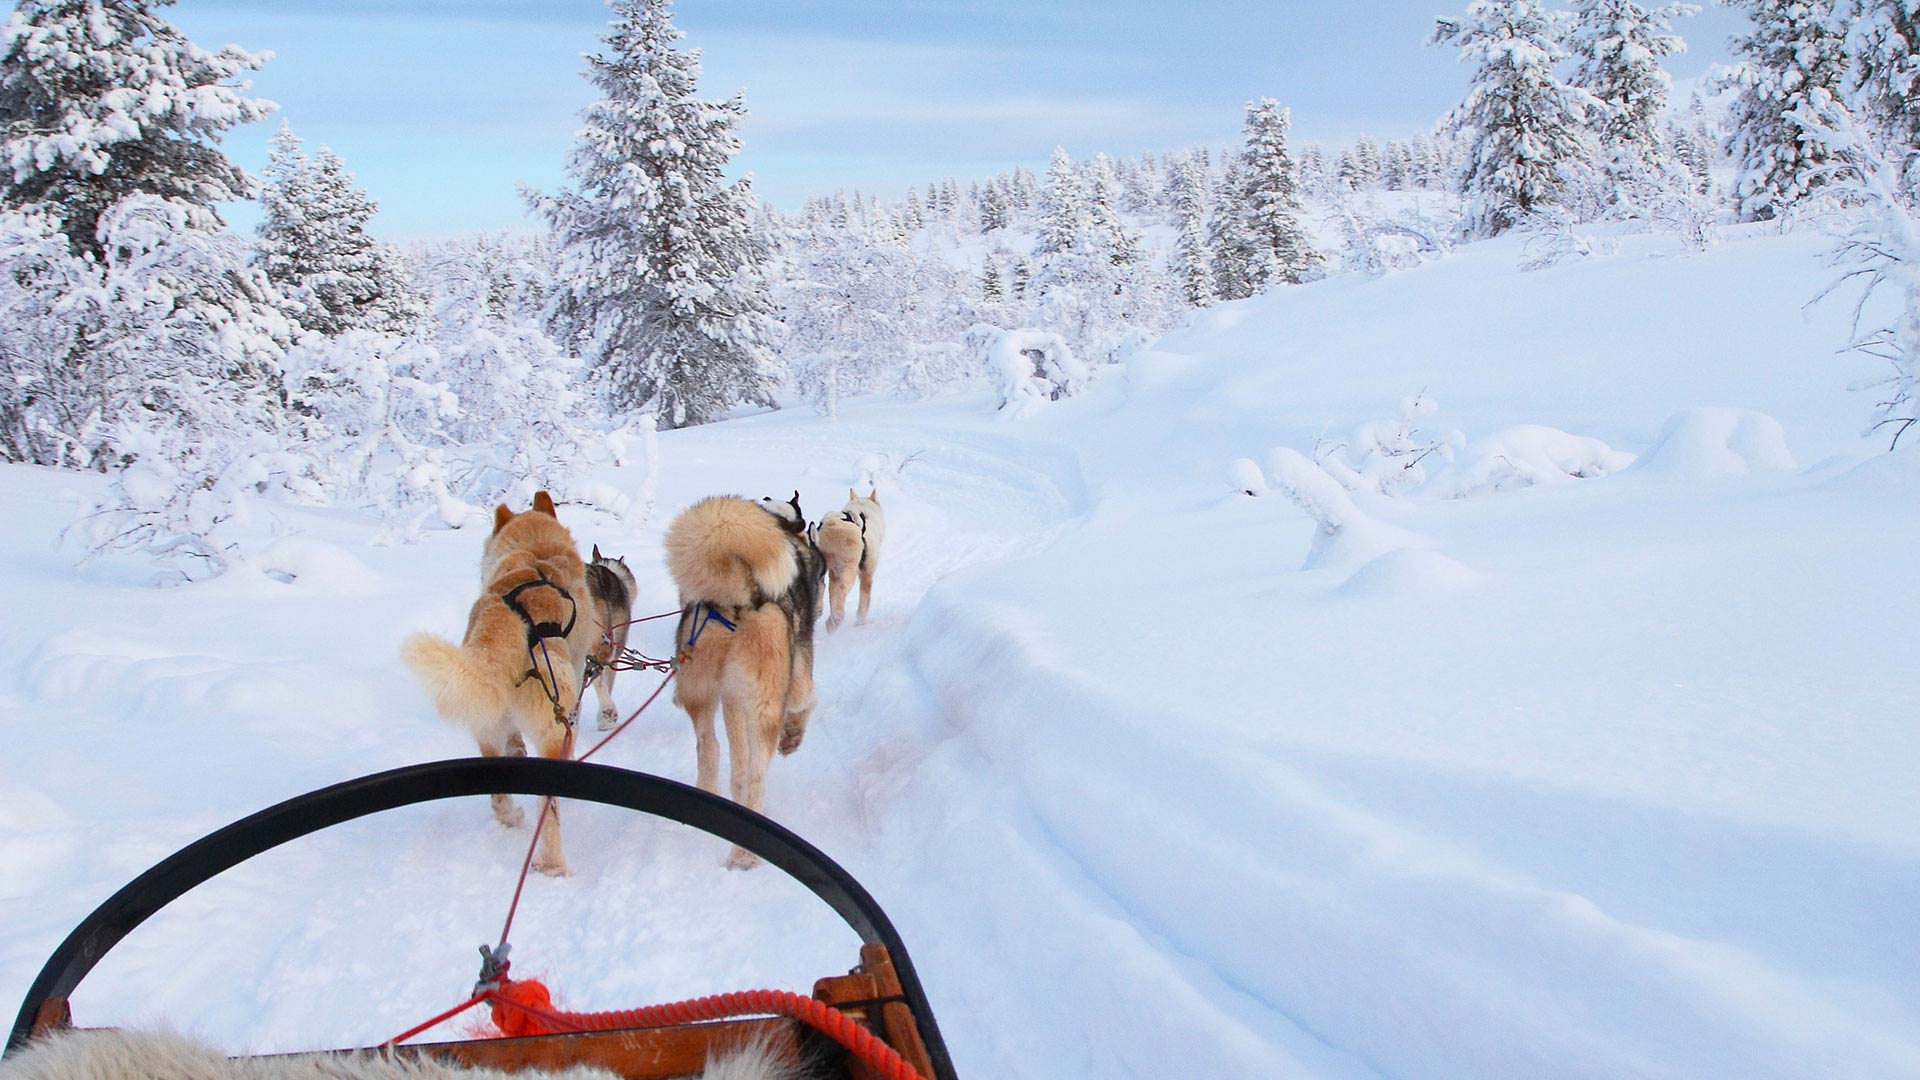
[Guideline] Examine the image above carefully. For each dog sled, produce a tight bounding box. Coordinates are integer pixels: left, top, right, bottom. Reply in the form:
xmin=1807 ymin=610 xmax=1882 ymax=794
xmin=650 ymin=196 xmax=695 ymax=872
xmin=5 ymin=758 xmax=958 ymax=1080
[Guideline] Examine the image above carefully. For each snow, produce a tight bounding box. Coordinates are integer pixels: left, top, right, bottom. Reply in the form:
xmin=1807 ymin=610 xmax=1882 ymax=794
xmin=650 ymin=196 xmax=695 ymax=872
xmin=5 ymin=223 xmax=1920 ymax=1079
xmin=1631 ymin=406 xmax=1797 ymax=480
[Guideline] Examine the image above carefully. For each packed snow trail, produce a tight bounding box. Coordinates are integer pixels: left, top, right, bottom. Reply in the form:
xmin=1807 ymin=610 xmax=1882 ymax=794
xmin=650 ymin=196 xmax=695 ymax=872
xmin=5 ymin=226 xmax=1919 ymax=1078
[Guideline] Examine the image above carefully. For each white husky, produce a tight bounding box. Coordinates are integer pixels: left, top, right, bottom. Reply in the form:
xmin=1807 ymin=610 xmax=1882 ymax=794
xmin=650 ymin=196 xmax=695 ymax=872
xmin=815 ymin=488 xmax=886 ymax=631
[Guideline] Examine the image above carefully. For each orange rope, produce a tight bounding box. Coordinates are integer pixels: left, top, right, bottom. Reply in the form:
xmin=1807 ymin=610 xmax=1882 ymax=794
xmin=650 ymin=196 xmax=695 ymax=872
xmin=485 ymin=978 xmax=926 ymax=1080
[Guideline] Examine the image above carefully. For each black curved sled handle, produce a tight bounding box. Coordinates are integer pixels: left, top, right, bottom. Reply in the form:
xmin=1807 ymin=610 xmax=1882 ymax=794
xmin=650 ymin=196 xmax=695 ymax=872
xmin=6 ymin=758 xmax=958 ymax=1080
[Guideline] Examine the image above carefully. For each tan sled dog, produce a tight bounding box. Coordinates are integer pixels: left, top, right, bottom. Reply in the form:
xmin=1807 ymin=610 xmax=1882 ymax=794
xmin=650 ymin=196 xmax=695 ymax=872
xmin=401 ymin=491 xmax=591 ymax=876
xmin=585 ymin=545 xmax=638 ymax=731
xmin=664 ymin=495 xmax=825 ymax=868
xmin=817 ymin=488 xmax=886 ymax=630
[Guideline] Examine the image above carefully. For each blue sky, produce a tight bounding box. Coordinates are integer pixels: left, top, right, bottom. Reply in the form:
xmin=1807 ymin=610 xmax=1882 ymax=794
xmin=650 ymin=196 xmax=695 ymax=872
xmin=173 ymin=1 xmax=1751 ymax=238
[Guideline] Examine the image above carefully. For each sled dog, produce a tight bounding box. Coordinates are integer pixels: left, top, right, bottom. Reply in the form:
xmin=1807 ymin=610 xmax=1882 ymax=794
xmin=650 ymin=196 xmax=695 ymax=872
xmin=586 ymin=545 xmax=639 ymax=731
xmin=664 ymin=494 xmax=826 ymax=868
xmin=816 ymin=487 xmax=885 ymax=630
xmin=400 ymin=491 xmax=591 ymax=876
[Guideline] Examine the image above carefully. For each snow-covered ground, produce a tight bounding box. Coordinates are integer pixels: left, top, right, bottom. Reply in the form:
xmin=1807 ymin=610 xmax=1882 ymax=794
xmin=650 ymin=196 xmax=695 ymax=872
xmin=5 ymin=223 xmax=1918 ymax=1078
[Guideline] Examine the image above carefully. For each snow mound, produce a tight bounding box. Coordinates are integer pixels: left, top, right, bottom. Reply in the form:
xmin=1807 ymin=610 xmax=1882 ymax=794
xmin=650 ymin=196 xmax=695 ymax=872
xmin=1228 ymin=457 xmax=1266 ymax=497
xmin=1338 ymin=548 xmax=1486 ymax=598
xmin=988 ymin=328 xmax=1089 ymax=416
xmin=1436 ymin=425 xmax=1636 ymax=497
xmin=1633 ymin=408 xmax=1797 ymax=480
xmin=249 ymin=537 xmax=381 ymax=593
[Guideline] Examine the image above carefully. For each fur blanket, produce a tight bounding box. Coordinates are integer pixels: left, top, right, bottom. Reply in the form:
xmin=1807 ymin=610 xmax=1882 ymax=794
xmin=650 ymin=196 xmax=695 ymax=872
xmin=0 ymin=1029 xmax=796 ymax=1080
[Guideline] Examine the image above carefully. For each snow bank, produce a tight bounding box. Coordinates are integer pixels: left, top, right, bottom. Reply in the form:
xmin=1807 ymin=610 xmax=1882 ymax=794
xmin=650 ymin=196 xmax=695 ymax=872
xmin=888 ymin=589 xmax=1920 ymax=1080
xmin=1632 ymin=408 xmax=1797 ymax=481
xmin=247 ymin=536 xmax=381 ymax=593
xmin=1435 ymin=424 xmax=1637 ymax=497
xmin=1337 ymin=548 xmax=1485 ymax=598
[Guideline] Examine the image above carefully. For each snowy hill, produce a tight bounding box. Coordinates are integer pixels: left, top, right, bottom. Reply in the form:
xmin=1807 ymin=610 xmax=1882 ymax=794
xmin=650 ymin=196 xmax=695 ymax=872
xmin=4 ymin=224 xmax=1918 ymax=1079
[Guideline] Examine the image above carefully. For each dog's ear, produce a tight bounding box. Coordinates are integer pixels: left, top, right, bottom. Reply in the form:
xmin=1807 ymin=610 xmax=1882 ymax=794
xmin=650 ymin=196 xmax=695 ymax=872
xmin=493 ymin=504 xmax=514 ymax=534
xmin=533 ymin=491 xmax=558 ymax=517
xmin=869 ymin=487 xmax=879 ymax=504
xmin=789 ymin=490 xmax=802 ymax=516
xmin=591 ymin=543 xmax=601 ymax=561
xmin=848 ymin=487 xmax=857 ymax=501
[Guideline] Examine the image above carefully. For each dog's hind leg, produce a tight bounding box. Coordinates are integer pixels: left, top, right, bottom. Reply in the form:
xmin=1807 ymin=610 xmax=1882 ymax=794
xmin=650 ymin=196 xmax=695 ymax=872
xmin=593 ymin=662 xmax=619 ymax=731
xmin=855 ymin=556 xmax=877 ymax=625
xmin=722 ymin=611 xmax=791 ymax=869
xmin=780 ymin=642 xmax=814 ymax=756
xmin=528 ymin=721 xmax=570 ymax=877
xmin=478 ymin=729 xmax=526 ymax=829
xmin=825 ymin=565 xmax=852 ymax=632
xmin=679 ymin=685 xmax=721 ymax=796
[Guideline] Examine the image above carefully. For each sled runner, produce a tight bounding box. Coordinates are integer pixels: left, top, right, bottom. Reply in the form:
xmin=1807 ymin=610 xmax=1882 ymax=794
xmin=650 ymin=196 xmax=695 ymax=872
xmin=5 ymin=758 xmax=957 ymax=1080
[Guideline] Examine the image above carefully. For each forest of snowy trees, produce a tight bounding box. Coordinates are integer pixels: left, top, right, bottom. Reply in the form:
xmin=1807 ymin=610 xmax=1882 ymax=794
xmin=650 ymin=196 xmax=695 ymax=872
xmin=0 ymin=0 xmax=1915 ymax=575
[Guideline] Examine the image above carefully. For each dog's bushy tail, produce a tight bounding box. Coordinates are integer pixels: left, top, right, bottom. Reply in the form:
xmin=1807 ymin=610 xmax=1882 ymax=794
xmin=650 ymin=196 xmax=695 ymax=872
xmin=402 ymin=627 xmax=582 ymax=731
xmin=664 ymin=496 xmax=798 ymax=608
xmin=402 ymin=632 xmax=508 ymax=727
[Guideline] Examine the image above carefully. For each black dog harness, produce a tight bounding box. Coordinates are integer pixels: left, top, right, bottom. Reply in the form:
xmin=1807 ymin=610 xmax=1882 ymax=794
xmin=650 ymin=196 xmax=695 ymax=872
xmin=502 ymin=572 xmax=578 ymax=648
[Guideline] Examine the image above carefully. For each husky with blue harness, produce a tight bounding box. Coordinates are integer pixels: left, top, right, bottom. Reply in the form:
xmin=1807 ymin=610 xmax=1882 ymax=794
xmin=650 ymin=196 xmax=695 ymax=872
xmin=663 ymin=494 xmax=826 ymax=869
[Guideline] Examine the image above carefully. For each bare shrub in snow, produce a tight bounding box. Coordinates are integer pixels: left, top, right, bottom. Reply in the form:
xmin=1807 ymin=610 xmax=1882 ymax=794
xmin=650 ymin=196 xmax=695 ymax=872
xmin=70 ymin=429 xmax=324 ymax=583
xmin=1313 ymin=393 xmax=1463 ymax=494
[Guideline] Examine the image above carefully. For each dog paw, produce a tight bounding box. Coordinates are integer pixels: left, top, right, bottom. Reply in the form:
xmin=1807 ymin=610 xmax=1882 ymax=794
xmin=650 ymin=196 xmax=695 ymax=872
xmin=778 ymin=723 xmax=806 ymax=756
xmin=493 ymin=801 xmax=526 ymax=829
xmin=825 ymin=614 xmax=843 ymax=632
xmin=532 ymin=855 xmax=571 ymax=877
xmin=725 ymin=847 xmax=761 ymax=871
xmin=597 ymin=705 xmax=618 ymax=731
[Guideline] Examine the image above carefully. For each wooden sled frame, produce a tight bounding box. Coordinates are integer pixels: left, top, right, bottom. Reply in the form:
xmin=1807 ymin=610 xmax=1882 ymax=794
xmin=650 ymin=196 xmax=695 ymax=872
xmin=6 ymin=758 xmax=956 ymax=1080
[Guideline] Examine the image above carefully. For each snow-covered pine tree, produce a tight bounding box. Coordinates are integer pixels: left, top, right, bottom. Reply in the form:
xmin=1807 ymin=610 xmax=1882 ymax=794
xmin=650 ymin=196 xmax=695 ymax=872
xmin=1568 ymin=0 xmax=1697 ymax=212
xmin=1723 ymin=0 xmax=1850 ymax=221
xmin=1433 ymin=0 xmax=1602 ymax=237
xmin=1352 ymin=135 xmax=1383 ymax=188
xmin=1209 ymin=159 xmax=1256 ymax=302
xmin=1171 ymin=154 xmax=1215 ymax=307
xmin=979 ymin=182 xmax=1012 ymax=231
xmin=0 ymin=0 xmax=272 ymax=254
xmin=1846 ymin=0 xmax=1920 ymax=166
xmin=530 ymin=0 xmax=779 ymax=428
xmin=1570 ymin=1 xmax=1695 ymax=150
xmin=1235 ymin=99 xmax=1319 ymax=287
xmin=1037 ymin=146 xmax=1086 ymax=254
xmin=981 ymin=259 xmax=1005 ymax=303
xmin=1085 ymin=153 xmax=1142 ymax=267
xmin=257 ymin=124 xmax=420 ymax=336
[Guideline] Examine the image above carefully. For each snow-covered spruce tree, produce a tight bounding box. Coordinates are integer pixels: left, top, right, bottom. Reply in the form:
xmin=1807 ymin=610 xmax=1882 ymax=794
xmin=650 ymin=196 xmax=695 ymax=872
xmin=1209 ymin=159 xmax=1257 ymax=301
xmin=1570 ymin=1 xmax=1695 ymax=152
xmin=257 ymin=123 xmax=421 ymax=336
xmin=1568 ymin=0 xmax=1697 ymax=211
xmin=1723 ymin=0 xmax=1849 ymax=221
xmin=1171 ymin=155 xmax=1215 ymax=307
xmin=1235 ymin=98 xmax=1319 ymax=286
xmin=0 ymin=0 xmax=272 ymax=255
xmin=529 ymin=0 xmax=779 ymax=429
xmin=1037 ymin=146 xmax=1086 ymax=255
xmin=1846 ymin=0 xmax=1920 ymax=169
xmin=1433 ymin=0 xmax=1601 ymax=237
